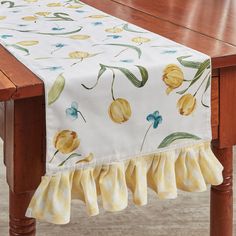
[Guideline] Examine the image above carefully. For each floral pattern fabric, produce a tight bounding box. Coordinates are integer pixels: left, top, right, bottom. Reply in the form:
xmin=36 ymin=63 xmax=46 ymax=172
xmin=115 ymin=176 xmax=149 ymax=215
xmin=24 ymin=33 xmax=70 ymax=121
xmin=0 ymin=0 xmax=223 ymax=224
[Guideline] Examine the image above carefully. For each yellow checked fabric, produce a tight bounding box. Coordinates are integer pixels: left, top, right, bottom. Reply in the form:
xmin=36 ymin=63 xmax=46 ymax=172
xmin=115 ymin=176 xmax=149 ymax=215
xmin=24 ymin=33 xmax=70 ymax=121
xmin=26 ymin=142 xmax=223 ymax=224
xmin=0 ymin=0 xmax=224 ymax=224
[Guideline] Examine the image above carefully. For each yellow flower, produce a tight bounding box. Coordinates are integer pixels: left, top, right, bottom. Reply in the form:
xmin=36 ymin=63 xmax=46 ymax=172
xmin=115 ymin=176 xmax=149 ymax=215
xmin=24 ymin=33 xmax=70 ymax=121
xmin=35 ymin=12 xmax=51 ymax=16
xmin=17 ymin=40 xmax=39 ymax=46
xmin=0 ymin=16 xmax=6 ymax=20
xmin=87 ymin=15 xmax=108 ymax=19
xmin=131 ymin=37 xmax=151 ymax=44
xmin=177 ymin=93 xmax=196 ymax=116
xmin=53 ymin=130 xmax=80 ymax=154
xmin=105 ymin=27 xmax=123 ymax=33
xmin=69 ymin=35 xmax=90 ymax=40
xmin=162 ymin=64 xmax=184 ymax=94
xmin=22 ymin=16 xmax=37 ymax=21
xmin=47 ymin=2 xmax=62 ymax=7
xmin=69 ymin=51 xmax=90 ymax=59
xmin=66 ymin=5 xmax=82 ymax=9
xmin=108 ymin=98 xmax=132 ymax=123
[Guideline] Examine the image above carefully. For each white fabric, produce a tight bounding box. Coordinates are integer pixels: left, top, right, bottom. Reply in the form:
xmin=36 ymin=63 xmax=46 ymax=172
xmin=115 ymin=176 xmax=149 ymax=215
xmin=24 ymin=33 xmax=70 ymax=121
xmin=0 ymin=0 xmax=212 ymax=173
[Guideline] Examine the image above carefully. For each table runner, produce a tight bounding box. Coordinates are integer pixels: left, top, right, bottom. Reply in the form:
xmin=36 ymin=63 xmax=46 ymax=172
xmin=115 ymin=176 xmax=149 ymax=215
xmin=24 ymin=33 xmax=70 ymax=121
xmin=0 ymin=0 xmax=223 ymax=224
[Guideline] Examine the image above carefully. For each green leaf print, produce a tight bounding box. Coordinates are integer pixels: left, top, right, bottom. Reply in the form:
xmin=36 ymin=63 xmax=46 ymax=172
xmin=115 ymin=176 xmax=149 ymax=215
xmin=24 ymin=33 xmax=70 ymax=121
xmin=177 ymin=55 xmax=202 ymax=69
xmin=101 ymin=64 xmax=148 ymax=87
xmin=122 ymin=23 xmax=146 ymax=33
xmin=158 ymin=132 xmax=201 ymax=148
xmin=177 ymin=59 xmax=210 ymax=95
xmin=7 ymin=44 xmax=29 ymax=55
xmin=48 ymin=74 xmax=65 ymax=105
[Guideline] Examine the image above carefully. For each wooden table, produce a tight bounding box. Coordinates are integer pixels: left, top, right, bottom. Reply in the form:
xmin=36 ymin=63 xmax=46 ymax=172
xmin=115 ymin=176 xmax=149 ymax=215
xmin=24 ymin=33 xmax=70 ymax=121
xmin=0 ymin=0 xmax=235 ymax=235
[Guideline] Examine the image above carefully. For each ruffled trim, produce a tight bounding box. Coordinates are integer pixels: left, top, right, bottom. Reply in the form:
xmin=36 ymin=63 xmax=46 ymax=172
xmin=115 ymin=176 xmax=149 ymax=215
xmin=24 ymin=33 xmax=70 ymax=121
xmin=25 ymin=142 xmax=223 ymax=224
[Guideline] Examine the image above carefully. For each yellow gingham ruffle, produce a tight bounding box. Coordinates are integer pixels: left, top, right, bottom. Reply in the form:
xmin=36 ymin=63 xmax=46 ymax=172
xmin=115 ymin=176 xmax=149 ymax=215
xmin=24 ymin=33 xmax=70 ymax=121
xmin=25 ymin=142 xmax=223 ymax=224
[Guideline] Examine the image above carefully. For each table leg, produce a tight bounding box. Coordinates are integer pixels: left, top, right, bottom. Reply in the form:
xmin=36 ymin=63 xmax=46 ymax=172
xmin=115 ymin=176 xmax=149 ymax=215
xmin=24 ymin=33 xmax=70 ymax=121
xmin=210 ymin=146 xmax=233 ymax=236
xmin=9 ymin=190 xmax=36 ymax=236
xmin=4 ymin=96 xmax=46 ymax=236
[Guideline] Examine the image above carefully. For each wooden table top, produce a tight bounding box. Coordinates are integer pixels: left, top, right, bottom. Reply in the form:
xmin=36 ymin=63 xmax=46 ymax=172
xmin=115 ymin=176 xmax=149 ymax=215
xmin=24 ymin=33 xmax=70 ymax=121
xmin=0 ymin=0 xmax=236 ymax=101
xmin=112 ymin=0 xmax=236 ymax=46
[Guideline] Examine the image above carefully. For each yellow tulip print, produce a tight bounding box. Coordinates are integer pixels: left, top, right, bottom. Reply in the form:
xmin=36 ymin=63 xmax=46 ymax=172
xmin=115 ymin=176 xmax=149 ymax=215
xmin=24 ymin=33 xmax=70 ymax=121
xmin=22 ymin=16 xmax=37 ymax=21
xmin=177 ymin=93 xmax=196 ymax=116
xmin=108 ymin=98 xmax=132 ymax=124
xmin=87 ymin=15 xmax=109 ymax=19
xmin=69 ymin=35 xmax=90 ymax=40
xmin=17 ymin=40 xmax=39 ymax=46
xmin=132 ymin=37 xmax=151 ymax=44
xmin=35 ymin=12 xmax=51 ymax=16
xmin=49 ymin=130 xmax=81 ymax=164
xmin=162 ymin=64 xmax=184 ymax=94
xmin=105 ymin=27 xmax=123 ymax=33
xmin=47 ymin=3 xmax=62 ymax=7
xmin=53 ymin=130 xmax=80 ymax=154
xmin=69 ymin=51 xmax=90 ymax=59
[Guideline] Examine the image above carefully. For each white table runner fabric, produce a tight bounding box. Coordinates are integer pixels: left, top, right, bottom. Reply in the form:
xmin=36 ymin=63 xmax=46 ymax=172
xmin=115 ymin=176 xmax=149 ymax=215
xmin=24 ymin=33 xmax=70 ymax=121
xmin=0 ymin=0 xmax=223 ymax=224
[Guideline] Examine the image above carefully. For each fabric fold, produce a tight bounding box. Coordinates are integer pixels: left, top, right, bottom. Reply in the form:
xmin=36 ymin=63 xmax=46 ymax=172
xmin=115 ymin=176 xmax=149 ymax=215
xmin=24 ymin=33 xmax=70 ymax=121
xmin=26 ymin=142 xmax=223 ymax=224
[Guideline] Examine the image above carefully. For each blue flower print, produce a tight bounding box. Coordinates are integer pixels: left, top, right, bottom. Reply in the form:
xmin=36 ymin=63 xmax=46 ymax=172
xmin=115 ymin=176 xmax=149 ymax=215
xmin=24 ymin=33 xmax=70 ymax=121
xmin=52 ymin=27 xmax=65 ymax=31
xmin=120 ymin=59 xmax=134 ymax=63
xmin=107 ymin=35 xmax=122 ymax=39
xmin=51 ymin=43 xmax=66 ymax=54
xmin=76 ymin=10 xmax=86 ymax=13
xmin=146 ymin=111 xmax=163 ymax=128
xmin=140 ymin=110 xmax=163 ymax=151
xmin=66 ymin=101 xmax=86 ymax=122
xmin=42 ymin=66 xmax=63 ymax=71
xmin=91 ymin=21 xmax=103 ymax=26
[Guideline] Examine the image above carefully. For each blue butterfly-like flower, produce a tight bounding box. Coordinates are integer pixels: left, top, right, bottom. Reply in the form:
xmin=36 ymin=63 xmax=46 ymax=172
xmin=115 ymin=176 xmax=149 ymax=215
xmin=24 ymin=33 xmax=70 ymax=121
xmin=52 ymin=27 xmax=65 ymax=31
xmin=107 ymin=35 xmax=122 ymax=39
xmin=146 ymin=111 xmax=162 ymax=128
xmin=92 ymin=21 xmax=103 ymax=26
xmin=66 ymin=101 xmax=86 ymax=122
xmin=0 ymin=34 xmax=13 ymax=39
xmin=120 ymin=59 xmax=134 ymax=63
xmin=76 ymin=10 xmax=86 ymax=13
xmin=54 ymin=43 xmax=66 ymax=48
xmin=42 ymin=66 xmax=63 ymax=71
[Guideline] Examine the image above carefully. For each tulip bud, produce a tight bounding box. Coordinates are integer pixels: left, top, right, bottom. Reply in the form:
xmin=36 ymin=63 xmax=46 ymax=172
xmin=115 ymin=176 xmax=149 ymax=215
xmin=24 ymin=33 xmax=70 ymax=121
xmin=163 ymin=64 xmax=184 ymax=94
xmin=177 ymin=93 xmax=196 ymax=115
xmin=53 ymin=130 xmax=80 ymax=154
xmin=108 ymin=98 xmax=132 ymax=123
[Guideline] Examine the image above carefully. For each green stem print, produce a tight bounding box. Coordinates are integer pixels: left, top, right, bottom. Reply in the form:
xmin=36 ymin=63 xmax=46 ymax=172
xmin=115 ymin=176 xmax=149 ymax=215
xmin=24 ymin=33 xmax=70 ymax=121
xmin=93 ymin=43 xmax=142 ymax=59
xmin=163 ymin=56 xmax=211 ymax=115
xmin=0 ymin=0 xmax=25 ymax=8
xmin=140 ymin=123 xmax=152 ymax=152
xmin=158 ymin=132 xmax=201 ymax=148
xmin=58 ymin=153 xmax=81 ymax=166
xmin=82 ymin=64 xmax=148 ymax=123
xmin=49 ymin=150 xmax=59 ymax=163
xmin=111 ymin=69 xmax=116 ymax=100
xmin=82 ymin=64 xmax=148 ymax=90
xmin=45 ymin=13 xmax=74 ymax=21
xmin=0 ymin=26 xmax=83 ymax=36
xmin=177 ymin=58 xmax=210 ymax=95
